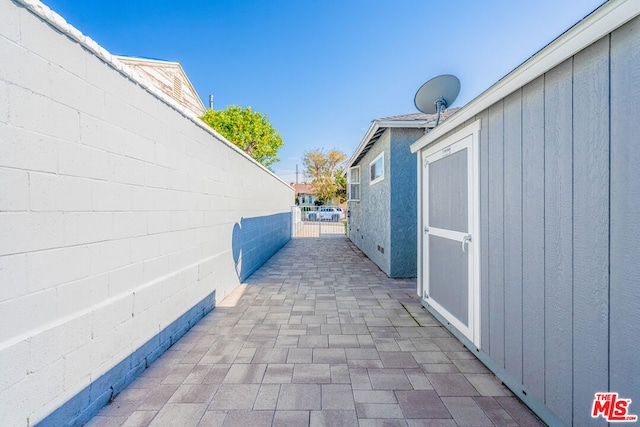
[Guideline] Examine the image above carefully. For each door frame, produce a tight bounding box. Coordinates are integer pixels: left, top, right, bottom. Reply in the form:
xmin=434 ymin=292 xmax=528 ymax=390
xmin=417 ymin=120 xmax=481 ymax=347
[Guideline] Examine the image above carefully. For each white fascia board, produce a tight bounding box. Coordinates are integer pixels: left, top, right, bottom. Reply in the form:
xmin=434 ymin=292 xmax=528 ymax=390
xmin=411 ymin=0 xmax=639 ymax=154
xmin=345 ymin=119 xmax=430 ymax=173
xmin=344 ymin=121 xmax=380 ymax=173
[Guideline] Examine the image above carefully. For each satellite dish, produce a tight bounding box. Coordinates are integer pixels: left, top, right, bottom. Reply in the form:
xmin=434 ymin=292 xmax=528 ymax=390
xmin=414 ymin=74 xmax=460 ymax=125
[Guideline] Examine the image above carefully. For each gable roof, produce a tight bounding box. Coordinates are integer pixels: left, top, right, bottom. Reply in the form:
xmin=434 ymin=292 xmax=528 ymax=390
xmin=291 ymin=183 xmax=316 ymax=195
xmin=345 ymin=109 xmax=459 ymax=171
xmin=115 ymin=56 xmax=206 ymax=117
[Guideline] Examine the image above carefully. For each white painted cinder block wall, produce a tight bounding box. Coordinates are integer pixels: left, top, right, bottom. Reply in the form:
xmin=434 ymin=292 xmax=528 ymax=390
xmin=0 ymin=1 xmax=294 ymax=425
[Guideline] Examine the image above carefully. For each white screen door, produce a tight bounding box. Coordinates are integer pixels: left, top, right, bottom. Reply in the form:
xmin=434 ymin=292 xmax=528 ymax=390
xmin=422 ymin=132 xmax=480 ymax=346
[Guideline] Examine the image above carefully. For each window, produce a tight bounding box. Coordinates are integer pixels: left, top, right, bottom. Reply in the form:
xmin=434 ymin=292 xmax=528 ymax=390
xmin=370 ymin=152 xmax=384 ymax=185
xmin=348 ymin=166 xmax=360 ymax=201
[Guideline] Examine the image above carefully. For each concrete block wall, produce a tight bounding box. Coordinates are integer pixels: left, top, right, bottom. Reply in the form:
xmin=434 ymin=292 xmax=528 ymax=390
xmin=0 ymin=1 xmax=293 ymax=425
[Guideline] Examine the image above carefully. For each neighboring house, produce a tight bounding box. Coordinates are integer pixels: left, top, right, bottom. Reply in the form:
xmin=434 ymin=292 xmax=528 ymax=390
xmin=410 ymin=1 xmax=639 ymax=426
xmin=115 ymin=56 xmax=206 ymax=117
xmin=345 ymin=111 xmax=457 ymax=278
xmin=291 ymin=183 xmax=318 ymax=207
xmin=291 ymin=183 xmax=341 ymax=208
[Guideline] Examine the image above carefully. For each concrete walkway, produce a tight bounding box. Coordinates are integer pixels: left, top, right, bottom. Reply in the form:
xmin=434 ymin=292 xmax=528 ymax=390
xmin=87 ymin=238 xmax=543 ymax=426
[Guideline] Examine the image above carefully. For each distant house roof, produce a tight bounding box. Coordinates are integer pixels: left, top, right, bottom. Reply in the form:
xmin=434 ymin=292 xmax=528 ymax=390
xmin=291 ymin=183 xmax=316 ymax=196
xmin=345 ymin=109 xmax=459 ymax=171
xmin=115 ymin=56 xmax=206 ymax=117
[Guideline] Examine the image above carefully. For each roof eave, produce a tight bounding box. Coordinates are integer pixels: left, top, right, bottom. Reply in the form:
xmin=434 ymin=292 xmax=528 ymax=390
xmin=410 ymin=0 xmax=640 ymax=153
xmin=345 ymin=119 xmax=430 ymax=173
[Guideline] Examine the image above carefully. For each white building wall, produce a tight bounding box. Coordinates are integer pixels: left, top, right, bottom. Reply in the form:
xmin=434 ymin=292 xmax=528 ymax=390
xmin=0 ymin=1 xmax=293 ymax=425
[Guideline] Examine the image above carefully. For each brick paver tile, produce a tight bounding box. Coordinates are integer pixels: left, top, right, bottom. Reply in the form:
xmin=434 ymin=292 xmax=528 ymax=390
xmin=441 ymin=397 xmax=493 ymax=426
xmin=396 ymin=390 xmax=451 ymax=419
xmin=379 ymin=352 xmax=419 ymax=369
xmin=272 ymin=410 xmax=309 ymax=426
xmin=465 ymin=373 xmax=512 ymax=396
xmin=263 ymin=364 xmax=294 ymax=384
xmin=368 ymin=369 xmax=413 ymax=390
xmin=277 ymin=384 xmax=321 ymax=410
xmin=356 ymin=403 xmax=404 ymax=419
xmin=427 ymin=373 xmax=479 ymax=396
xmin=292 ymin=363 xmax=331 ymax=383
xmin=209 ymin=384 xmax=260 ymax=410
xmin=221 ymin=410 xmax=274 ymax=426
xmin=310 ymin=410 xmax=358 ymax=427
xmin=147 ymin=403 xmax=207 ymax=427
xmin=321 ymin=384 xmax=355 ymax=410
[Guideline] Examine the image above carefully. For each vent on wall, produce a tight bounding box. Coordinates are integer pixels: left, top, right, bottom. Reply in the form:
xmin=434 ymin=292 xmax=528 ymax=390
xmin=172 ymin=75 xmax=182 ymax=101
xmin=377 ymin=245 xmax=384 ymax=254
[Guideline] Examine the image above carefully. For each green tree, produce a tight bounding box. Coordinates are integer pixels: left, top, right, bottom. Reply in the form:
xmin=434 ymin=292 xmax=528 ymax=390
xmin=334 ymin=166 xmax=347 ymax=203
xmin=201 ymin=105 xmax=283 ymax=167
xmin=303 ymin=149 xmax=347 ymax=204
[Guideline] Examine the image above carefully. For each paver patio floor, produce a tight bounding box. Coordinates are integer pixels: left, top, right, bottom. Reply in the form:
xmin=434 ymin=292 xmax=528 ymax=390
xmin=86 ymin=238 xmax=543 ymax=426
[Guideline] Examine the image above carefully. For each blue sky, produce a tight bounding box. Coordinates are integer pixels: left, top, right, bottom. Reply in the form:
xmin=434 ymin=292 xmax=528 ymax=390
xmin=42 ymin=0 xmax=604 ymax=183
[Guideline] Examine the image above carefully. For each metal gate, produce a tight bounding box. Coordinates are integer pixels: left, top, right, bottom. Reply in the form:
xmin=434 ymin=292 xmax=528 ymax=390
xmin=291 ymin=206 xmax=346 ymax=238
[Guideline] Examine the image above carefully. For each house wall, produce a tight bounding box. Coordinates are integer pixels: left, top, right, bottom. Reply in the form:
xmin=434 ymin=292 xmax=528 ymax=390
xmin=0 ymin=2 xmax=293 ymax=426
xmin=389 ymin=128 xmax=421 ymax=277
xmin=421 ymin=15 xmax=639 ymax=426
xmin=348 ymin=129 xmax=391 ymax=276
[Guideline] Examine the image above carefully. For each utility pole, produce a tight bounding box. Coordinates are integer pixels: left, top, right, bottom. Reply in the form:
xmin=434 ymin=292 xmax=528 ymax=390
xmin=295 ymin=164 xmax=299 ymax=184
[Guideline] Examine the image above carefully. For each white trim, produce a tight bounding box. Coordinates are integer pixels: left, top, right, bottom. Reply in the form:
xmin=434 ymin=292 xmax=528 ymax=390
xmin=410 ymin=0 xmax=639 ymax=154
xmin=345 ymin=119 xmax=431 ymax=171
xmin=420 ymin=120 xmax=481 ymax=347
xmin=369 ymin=152 xmax=385 ymax=186
xmin=347 ymin=166 xmax=361 ymax=201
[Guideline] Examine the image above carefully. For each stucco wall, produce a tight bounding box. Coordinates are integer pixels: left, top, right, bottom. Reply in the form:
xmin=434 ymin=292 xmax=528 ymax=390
xmin=0 ymin=1 xmax=293 ymax=426
xmin=389 ymin=128 xmax=421 ymax=277
xmin=348 ymin=129 xmax=391 ymax=275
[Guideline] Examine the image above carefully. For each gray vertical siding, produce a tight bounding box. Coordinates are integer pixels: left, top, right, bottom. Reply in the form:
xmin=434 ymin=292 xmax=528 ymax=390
xmin=543 ymin=58 xmax=574 ymax=425
xmin=467 ymin=17 xmax=640 ymax=425
xmin=503 ymin=90 xmax=523 ymax=384
xmin=610 ymin=14 xmax=640 ymax=411
xmin=520 ymin=75 xmax=546 ymax=402
xmin=572 ymin=36 xmax=610 ymax=427
xmin=487 ymin=101 xmax=505 ymax=368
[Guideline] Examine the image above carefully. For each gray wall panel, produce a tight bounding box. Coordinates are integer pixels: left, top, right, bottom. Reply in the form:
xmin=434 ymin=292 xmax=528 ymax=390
xmin=610 ymin=16 xmax=640 ymax=407
xmin=503 ymin=90 xmax=523 ymax=384
xmin=521 ymin=76 xmax=545 ymax=401
xmin=477 ymin=109 xmax=490 ymax=351
xmin=543 ymin=58 xmax=574 ymax=426
xmin=572 ymin=36 xmax=610 ymax=427
xmin=487 ymin=101 xmax=505 ymax=368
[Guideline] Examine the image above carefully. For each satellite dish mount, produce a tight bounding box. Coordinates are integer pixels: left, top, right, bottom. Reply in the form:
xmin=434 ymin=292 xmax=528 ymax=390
xmin=414 ymin=74 xmax=460 ymax=126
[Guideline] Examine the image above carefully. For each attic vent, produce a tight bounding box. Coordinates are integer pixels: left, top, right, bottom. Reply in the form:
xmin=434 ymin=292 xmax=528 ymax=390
xmin=172 ymin=75 xmax=182 ymax=101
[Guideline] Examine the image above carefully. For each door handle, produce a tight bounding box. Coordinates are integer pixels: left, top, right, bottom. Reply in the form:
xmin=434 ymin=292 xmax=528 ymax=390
xmin=462 ymin=234 xmax=472 ymax=252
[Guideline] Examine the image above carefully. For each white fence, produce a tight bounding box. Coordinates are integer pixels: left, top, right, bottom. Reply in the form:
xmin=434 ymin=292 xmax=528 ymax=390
xmin=292 ymin=206 xmax=347 ymax=238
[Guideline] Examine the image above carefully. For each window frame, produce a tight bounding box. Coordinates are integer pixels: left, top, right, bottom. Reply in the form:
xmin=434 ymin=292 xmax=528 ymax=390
xmin=348 ymin=166 xmax=360 ymax=201
xmin=369 ymin=152 xmax=385 ymax=185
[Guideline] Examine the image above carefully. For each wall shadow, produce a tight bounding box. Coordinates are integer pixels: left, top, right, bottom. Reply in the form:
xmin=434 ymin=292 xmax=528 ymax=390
xmin=232 ymin=212 xmax=291 ymax=282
